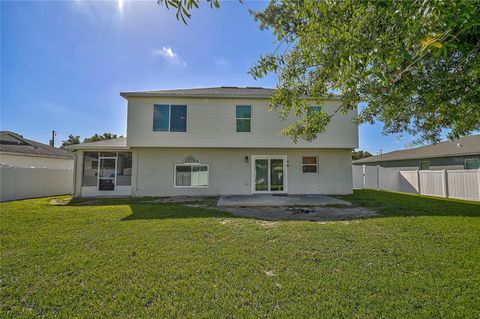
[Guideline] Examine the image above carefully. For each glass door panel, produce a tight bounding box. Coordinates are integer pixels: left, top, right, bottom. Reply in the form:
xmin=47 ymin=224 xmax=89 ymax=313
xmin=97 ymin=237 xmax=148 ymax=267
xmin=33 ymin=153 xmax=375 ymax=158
xmin=98 ymin=158 xmax=116 ymax=191
xmin=270 ymin=159 xmax=284 ymax=191
xmin=255 ymin=159 xmax=269 ymax=191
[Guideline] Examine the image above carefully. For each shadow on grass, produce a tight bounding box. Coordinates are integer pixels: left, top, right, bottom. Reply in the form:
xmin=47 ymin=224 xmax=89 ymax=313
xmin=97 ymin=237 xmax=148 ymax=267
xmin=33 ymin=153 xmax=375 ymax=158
xmin=121 ymin=204 xmax=237 ymax=221
xmin=337 ymin=189 xmax=480 ymax=217
xmin=67 ymin=196 xmax=237 ymax=221
xmin=65 ymin=190 xmax=480 ymax=222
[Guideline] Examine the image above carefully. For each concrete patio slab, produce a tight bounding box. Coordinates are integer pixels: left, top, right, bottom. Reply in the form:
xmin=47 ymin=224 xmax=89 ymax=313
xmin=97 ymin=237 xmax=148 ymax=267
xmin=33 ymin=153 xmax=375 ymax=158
xmin=217 ymin=194 xmax=351 ymax=207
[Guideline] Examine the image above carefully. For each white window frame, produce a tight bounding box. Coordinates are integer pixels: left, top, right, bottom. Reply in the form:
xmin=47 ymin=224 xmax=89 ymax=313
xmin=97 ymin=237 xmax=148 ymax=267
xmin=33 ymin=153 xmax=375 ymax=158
xmin=153 ymin=104 xmax=187 ymax=133
xmin=173 ymin=163 xmax=209 ymax=188
xmin=302 ymin=156 xmax=318 ymax=174
xmin=235 ymin=105 xmax=252 ymax=133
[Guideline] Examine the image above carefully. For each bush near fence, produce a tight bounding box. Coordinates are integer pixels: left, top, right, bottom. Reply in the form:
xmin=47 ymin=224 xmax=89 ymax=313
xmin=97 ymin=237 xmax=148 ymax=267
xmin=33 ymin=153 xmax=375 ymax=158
xmin=353 ymin=165 xmax=480 ymax=201
xmin=0 ymin=164 xmax=73 ymax=202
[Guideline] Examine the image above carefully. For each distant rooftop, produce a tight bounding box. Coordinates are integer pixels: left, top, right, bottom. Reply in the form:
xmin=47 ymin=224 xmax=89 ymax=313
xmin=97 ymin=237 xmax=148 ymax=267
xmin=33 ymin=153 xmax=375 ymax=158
xmin=120 ymin=86 xmax=341 ymax=99
xmin=0 ymin=131 xmax=74 ymax=159
xmin=353 ymin=135 xmax=480 ymax=164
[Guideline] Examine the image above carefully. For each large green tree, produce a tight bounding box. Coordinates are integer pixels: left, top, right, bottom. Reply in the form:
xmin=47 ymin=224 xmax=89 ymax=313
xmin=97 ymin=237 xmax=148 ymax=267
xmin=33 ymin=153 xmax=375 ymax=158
xmin=158 ymin=0 xmax=480 ymax=143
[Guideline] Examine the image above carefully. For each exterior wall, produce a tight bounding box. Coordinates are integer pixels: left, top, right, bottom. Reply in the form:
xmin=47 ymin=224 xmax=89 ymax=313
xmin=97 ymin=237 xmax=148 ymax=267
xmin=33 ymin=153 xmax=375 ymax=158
xmin=132 ymin=148 xmax=352 ymax=196
xmin=354 ymin=155 xmax=480 ymax=171
xmin=126 ymin=97 xmax=358 ymax=149
xmin=0 ymin=153 xmax=74 ymax=169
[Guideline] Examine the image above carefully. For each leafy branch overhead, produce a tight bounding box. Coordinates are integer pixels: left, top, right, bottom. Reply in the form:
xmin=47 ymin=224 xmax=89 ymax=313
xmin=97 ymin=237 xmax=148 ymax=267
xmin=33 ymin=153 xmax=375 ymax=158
xmin=159 ymin=0 xmax=480 ymax=143
xmin=156 ymin=0 xmax=220 ymax=24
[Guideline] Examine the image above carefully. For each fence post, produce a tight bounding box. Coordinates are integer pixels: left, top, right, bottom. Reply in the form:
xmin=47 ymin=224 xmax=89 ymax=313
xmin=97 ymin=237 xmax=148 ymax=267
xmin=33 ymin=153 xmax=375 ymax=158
xmin=376 ymin=165 xmax=380 ymax=190
xmin=478 ymin=169 xmax=480 ymax=201
xmin=443 ymin=169 xmax=448 ymax=198
xmin=416 ymin=169 xmax=421 ymax=194
xmin=362 ymin=165 xmax=366 ymax=189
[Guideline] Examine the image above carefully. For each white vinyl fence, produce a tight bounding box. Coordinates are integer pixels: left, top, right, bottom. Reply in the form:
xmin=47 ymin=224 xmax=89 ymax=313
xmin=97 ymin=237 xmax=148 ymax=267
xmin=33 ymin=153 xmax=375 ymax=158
xmin=0 ymin=164 xmax=73 ymax=202
xmin=353 ymin=165 xmax=480 ymax=201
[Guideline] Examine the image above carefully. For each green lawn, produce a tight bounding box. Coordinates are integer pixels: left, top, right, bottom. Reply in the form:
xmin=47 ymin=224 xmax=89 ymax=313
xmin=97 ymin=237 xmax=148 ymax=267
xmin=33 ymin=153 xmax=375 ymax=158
xmin=1 ymin=190 xmax=480 ymax=318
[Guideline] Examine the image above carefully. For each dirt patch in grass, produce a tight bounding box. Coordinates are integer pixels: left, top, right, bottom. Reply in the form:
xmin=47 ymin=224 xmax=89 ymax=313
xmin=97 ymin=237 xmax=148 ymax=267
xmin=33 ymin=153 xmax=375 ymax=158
xmin=221 ymin=206 xmax=378 ymax=221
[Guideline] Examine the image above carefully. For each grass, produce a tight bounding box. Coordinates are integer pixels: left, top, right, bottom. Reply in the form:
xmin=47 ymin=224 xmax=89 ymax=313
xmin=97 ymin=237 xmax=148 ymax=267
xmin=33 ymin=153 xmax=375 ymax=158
xmin=1 ymin=190 xmax=480 ymax=318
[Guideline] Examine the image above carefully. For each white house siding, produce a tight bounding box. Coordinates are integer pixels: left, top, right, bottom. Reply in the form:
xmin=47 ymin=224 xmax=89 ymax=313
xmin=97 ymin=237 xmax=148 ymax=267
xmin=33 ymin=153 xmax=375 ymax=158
xmin=126 ymin=97 xmax=358 ymax=149
xmin=132 ymin=148 xmax=353 ymax=197
xmin=0 ymin=153 xmax=74 ymax=169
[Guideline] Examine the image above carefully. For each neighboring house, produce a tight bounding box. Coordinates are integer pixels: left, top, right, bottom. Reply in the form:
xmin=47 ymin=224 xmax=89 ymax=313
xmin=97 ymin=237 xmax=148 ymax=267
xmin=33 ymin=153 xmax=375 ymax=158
xmin=67 ymin=87 xmax=358 ymax=197
xmin=353 ymin=135 xmax=480 ymax=170
xmin=0 ymin=131 xmax=74 ymax=169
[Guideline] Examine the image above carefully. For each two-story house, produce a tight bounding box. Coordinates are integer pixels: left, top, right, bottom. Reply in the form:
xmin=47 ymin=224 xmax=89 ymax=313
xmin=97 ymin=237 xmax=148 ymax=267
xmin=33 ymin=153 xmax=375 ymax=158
xmin=69 ymin=87 xmax=358 ymax=197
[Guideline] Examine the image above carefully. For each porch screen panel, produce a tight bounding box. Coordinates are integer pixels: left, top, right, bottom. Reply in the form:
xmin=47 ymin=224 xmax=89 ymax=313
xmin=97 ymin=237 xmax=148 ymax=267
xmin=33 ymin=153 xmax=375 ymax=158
xmin=117 ymin=152 xmax=132 ymax=186
xmin=82 ymin=152 xmax=98 ymax=186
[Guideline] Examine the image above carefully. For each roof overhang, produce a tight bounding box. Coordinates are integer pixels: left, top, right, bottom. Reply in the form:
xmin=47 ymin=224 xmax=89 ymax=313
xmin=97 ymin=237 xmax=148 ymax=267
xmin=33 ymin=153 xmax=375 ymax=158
xmin=119 ymin=92 xmax=342 ymax=100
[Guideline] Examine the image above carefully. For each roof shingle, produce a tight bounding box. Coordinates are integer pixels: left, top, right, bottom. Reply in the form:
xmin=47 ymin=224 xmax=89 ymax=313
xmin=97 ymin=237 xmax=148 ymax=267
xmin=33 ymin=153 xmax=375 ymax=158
xmin=0 ymin=131 xmax=74 ymax=159
xmin=353 ymin=135 xmax=480 ymax=164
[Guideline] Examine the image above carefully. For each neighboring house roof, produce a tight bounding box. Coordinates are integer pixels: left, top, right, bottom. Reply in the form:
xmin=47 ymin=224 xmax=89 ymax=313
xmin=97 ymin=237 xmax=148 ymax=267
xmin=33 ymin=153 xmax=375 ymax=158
xmin=0 ymin=131 xmax=74 ymax=159
xmin=65 ymin=137 xmax=128 ymax=150
xmin=120 ymin=86 xmax=342 ymax=100
xmin=353 ymin=135 xmax=480 ymax=164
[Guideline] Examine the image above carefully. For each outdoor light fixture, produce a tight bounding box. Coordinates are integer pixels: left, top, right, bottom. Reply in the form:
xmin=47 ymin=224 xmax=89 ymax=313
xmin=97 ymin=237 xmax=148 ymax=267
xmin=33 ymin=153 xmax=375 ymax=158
xmin=245 ymin=156 xmax=249 ymax=163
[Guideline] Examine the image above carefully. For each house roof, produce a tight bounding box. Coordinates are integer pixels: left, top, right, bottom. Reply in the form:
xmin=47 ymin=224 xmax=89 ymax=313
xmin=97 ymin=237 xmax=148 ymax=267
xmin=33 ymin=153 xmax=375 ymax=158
xmin=0 ymin=131 xmax=74 ymax=159
xmin=120 ymin=86 xmax=342 ymax=100
xmin=353 ymin=134 xmax=480 ymax=164
xmin=65 ymin=137 xmax=128 ymax=150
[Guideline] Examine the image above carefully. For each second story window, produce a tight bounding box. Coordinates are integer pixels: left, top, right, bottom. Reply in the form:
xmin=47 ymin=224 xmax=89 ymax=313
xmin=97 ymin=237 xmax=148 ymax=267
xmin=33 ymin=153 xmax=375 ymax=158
xmin=153 ymin=104 xmax=187 ymax=132
xmin=308 ymin=106 xmax=322 ymax=114
xmin=236 ymin=105 xmax=251 ymax=132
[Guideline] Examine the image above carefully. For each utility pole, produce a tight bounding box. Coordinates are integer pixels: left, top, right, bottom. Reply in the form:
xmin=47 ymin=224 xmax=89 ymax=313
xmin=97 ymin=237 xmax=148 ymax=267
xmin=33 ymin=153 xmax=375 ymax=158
xmin=49 ymin=130 xmax=56 ymax=147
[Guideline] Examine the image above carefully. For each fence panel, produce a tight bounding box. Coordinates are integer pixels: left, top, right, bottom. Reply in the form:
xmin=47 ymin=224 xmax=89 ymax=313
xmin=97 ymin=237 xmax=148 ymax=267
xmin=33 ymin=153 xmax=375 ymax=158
xmin=352 ymin=165 xmax=364 ymax=189
xmin=447 ymin=170 xmax=480 ymax=201
xmin=353 ymin=165 xmax=479 ymax=201
xmin=399 ymin=171 xmax=419 ymax=193
xmin=419 ymin=171 xmax=445 ymax=197
xmin=364 ymin=166 xmax=379 ymax=189
xmin=0 ymin=165 xmax=73 ymax=202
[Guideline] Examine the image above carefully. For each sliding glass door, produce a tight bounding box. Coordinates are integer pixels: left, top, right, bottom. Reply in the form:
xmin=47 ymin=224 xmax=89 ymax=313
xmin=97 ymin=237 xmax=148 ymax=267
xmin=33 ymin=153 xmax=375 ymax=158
xmin=252 ymin=156 xmax=287 ymax=193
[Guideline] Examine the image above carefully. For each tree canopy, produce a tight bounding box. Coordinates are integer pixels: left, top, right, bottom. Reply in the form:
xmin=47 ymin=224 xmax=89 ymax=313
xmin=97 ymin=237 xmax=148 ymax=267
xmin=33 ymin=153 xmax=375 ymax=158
xmin=352 ymin=150 xmax=373 ymax=161
xmin=61 ymin=133 xmax=120 ymax=148
xmin=158 ymin=0 xmax=480 ymax=143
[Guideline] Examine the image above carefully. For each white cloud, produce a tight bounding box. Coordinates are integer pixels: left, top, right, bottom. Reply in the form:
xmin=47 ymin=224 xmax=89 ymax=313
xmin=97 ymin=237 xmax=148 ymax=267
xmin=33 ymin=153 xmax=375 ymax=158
xmin=152 ymin=46 xmax=186 ymax=66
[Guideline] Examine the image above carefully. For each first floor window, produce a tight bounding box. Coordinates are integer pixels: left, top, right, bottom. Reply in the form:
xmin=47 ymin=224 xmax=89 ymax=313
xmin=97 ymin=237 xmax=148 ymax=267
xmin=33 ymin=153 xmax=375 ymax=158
xmin=175 ymin=164 xmax=209 ymax=187
xmin=419 ymin=161 xmax=430 ymax=170
xmin=302 ymin=156 xmax=318 ymax=173
xmin=465 ymin=158 xmax=480 ymax=170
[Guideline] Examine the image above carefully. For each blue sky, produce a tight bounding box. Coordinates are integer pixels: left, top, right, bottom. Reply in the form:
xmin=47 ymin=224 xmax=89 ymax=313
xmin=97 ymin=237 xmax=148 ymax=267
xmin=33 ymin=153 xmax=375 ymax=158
xmin=1 ymin=0 xmax=416 ymax=154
